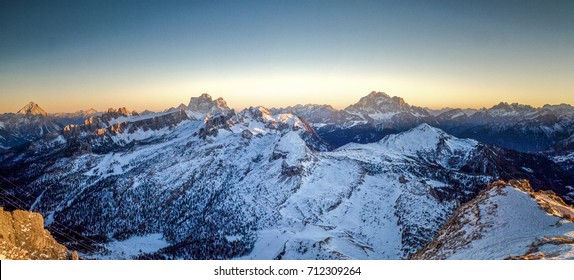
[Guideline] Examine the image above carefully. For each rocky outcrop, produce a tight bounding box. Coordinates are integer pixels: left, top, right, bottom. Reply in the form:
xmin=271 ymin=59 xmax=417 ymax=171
xmin=280 ymin=161 xmax=303 ymax=176
xmin=199 ymin=114 xmax=230 ymax=139
xmin=125 ymin=109 xmax=189 ymax=133
xmin=0 ymin=207 xmax=77 ymax=260
xmin=63 ymin=109 xmax=189 ymax=139
xmin=62 ymin=107 xmax=131 ymax=138
xmin=109 ymin=107 xmax=130 ymax=116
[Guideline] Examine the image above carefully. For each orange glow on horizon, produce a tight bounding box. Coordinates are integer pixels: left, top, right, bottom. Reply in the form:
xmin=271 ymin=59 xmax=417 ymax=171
xmin=2 ymin=71 xmax=573 ymax=114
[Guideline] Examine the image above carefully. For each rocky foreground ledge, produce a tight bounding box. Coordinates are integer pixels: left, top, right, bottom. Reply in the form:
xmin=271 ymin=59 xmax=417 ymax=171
xmin=0 ymin=207 xmax=77 ymax=260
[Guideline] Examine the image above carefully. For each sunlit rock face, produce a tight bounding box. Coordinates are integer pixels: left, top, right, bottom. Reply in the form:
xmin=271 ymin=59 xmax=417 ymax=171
xmin=188 ymin=93 xmax=232 ymax=115
xmin=0 ymin=207 xmax=77 ymax=260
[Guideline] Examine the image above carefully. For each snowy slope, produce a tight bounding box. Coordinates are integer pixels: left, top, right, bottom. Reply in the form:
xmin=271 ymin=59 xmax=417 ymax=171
xmin=412 ymin=180 xmax=574 ymax=260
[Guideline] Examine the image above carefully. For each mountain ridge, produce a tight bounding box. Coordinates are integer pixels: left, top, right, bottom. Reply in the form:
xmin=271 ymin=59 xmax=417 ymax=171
xmin=411 ymin=180 xmax=574 ymax=260
xmin=2 ymin=92 xmax=574 ymax=260
xmin=4 ymin=91 xmax=574 ymax=156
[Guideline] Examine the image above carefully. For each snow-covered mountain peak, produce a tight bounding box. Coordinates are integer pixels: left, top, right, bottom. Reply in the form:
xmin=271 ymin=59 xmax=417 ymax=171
xmin=230 ymin=106 xmax=306 ymax=136
xmin=334 ymin=124 xmax=480 ymax=172
xmin=378 ymin=123 xmax=477 ymax=156
xmin=411 ymin=122 xmax=440 ymax=132
xmin=233 ymin=106 xmax=272 ymax=123
xmin=382 ymin=123 xmax=447 ymax=144
xmin=17 ymin=102 xmax=48 ymax=116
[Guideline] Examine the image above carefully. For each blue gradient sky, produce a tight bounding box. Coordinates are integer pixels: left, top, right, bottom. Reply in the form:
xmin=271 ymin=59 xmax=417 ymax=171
xmin=1 ymin=0 xmax=573 ymax=112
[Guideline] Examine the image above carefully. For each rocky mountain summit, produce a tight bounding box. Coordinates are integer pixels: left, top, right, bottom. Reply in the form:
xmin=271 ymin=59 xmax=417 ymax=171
xmin=273 ymin=91 xmax=437 ymax=148
xmin=274 ymin=91 xmax=430 ymax=126
xmin=0 ymin=103 xmax=61 ymax=150
xmin=344 ymin=91 xmax=430 ymax=122
xmin=0 ymin=207 xmax=77 ymax=260
xmin=16 ymin=102 xmax=48 ymax=116
xmin=187 ymin=93 xmax=232 ymax=117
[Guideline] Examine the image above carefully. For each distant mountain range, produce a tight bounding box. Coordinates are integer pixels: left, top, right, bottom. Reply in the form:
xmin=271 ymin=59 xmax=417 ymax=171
xmin=1 ymin=92 xmax=573 ymax=259
xmin=272 ymin=91 xmax=574 ymax=153
xmin=4 ymin=92 xmax=574 ymax=154
xmin=0 ymin=102 xmax=101 ymax=150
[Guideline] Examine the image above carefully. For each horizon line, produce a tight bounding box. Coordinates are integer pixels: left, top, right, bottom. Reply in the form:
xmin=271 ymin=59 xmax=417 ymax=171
xmin=3 ymin=93 xmax=574 ymax=115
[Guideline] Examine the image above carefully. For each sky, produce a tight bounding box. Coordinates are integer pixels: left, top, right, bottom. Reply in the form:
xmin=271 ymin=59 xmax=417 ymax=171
xmin=1 ymin=0 xmax=573 ymax=113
